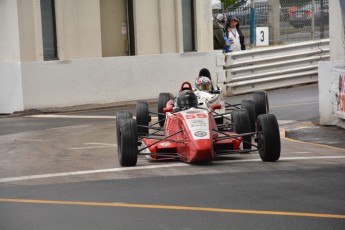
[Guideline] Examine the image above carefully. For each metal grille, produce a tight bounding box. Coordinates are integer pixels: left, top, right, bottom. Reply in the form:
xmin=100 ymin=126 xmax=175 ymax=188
xmin=224 ymin=0 xmax=329 ymax=46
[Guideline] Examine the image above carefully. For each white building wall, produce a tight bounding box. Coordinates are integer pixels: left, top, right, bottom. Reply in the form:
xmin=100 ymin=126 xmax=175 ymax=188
xmin=21 ymin=52 xmax=222 ymax=109
xmin=329 ymin=0 xmax=345 ymax=61
xmin=0 ymin=0 xmax=217 ymax=113
xmin=319 ymin=0 xmax=345 ymax=128
xmin=0 ymin=1 xmax=25 ymax=113
xmin=0 ymin=0 xmax=21 ymax=61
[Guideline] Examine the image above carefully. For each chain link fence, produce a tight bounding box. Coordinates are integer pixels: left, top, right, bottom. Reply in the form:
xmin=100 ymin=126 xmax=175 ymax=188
xmin=219 ymin=0 xmax=329 ymax=47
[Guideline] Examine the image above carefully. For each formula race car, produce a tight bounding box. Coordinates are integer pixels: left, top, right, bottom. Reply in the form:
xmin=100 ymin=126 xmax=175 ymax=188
xmin=115 ymin=82 xmax=280 ymax=167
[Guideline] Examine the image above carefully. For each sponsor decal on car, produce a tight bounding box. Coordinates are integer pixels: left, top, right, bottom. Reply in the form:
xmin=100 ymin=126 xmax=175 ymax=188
xmin=185 ymin=110 xmax=203 ymax=114
xmin=159 ymin=142 xmax=170 ymax=147
xmin=194 ymin=131 xmax=207 ymax=137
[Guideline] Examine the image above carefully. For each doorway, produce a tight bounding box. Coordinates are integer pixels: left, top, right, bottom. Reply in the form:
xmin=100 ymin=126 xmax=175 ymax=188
xmin=100 ymin=0 xmax=134 ymax=56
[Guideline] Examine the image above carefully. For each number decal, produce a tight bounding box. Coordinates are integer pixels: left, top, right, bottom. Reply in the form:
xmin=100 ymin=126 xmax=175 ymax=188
xmin=185 ymin=113 xmax=207 ymax=119
xmin=260 ymin=31 xmax=264 ymax=42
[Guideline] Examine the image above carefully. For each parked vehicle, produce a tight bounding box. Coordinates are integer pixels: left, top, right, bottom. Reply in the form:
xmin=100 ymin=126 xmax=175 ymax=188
xmin=289 ymin=1 xmax=329 ymax=28
xmin=228 ymin=0 xmax=267 ymax=25
xmin=227 ymin=0 xmax=284 ymax=26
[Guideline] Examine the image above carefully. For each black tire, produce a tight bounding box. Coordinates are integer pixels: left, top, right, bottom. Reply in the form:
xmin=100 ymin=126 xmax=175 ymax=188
xmin=116 ymin=111 xmax=132 ymax=146
xmin=253 ymin=91 xmax=269 ymax=118
xmin=241 ymin=100 xmax=255 ymax=132
xmin=136 ymin=101 xmax=150 ymax=136
xmin=215 ymin=117 xmax=224 ymax=125
xmin=256 ymin=114 xmax=281 ymax=162
xmin=158 ymin=93 xmax=172 ymax=127
xmin=118 ymin=118 xmax=138 ymax=167
xmin=231 ymin=109 xmax=251 ymax=150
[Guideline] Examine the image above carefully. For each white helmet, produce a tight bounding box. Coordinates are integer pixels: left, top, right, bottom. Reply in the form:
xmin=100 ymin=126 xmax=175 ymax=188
xmin=195 ymin=76 xmax=212 ymax=91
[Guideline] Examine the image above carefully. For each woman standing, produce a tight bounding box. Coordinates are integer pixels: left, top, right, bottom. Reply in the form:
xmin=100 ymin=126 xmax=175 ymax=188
xmin=225 ymin=15 xmax=246 ymax=52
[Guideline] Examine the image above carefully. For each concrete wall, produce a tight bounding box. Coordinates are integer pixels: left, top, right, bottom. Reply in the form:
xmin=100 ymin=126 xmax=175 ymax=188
xmin=20 ymin=52 xmax=221 ymax=109
xmin=319 ymin=0 xmax=345 ymax=128
xmin=329 ymin=0 xmax=345 ymax=61
xmin=0 ymin=0 xmax=217 ymax=113
xmin=0 ymin=0 xmax=21 ymax=61
xmin=0 ymin=62 xmax=24 ymax=113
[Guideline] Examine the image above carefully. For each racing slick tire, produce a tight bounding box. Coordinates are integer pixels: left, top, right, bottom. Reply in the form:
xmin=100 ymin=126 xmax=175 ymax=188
xmin=253 ymin=91 xmax=269 ymax=118
xmin=158 ymin=93 xmax=172 ymax=127
xmin=215 ymin=117 xmax=224 ymax=126
xmin=241 ymin=100 xmax=256 ymax=132
xmin=231 ymin=109 xmax=252 ymax=150
xmin=256 ymin=114 xmax=281 ymax=162
xmin=116 ymin=111 xmax=133 ymax=146
xmin=136 ymin=101 xmax=150 ymax=137
xmin=117 ymin=118 xmax=138 ymax=167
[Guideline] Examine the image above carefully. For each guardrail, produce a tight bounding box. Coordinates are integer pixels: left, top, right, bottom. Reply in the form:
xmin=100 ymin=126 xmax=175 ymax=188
xmin=224 ymin=39 xmax=330 ymax=96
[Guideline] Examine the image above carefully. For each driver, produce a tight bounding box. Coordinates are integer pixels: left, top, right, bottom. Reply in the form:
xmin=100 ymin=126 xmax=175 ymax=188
xmin=195 ymin=76 xmax=212 ymax=92
xmin=177 ymin=90 xmax=198 ymax=111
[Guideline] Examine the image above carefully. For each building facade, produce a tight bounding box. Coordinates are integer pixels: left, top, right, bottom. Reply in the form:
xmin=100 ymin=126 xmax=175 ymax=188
xmin=0 ymin=0 xmax=222 ymax=113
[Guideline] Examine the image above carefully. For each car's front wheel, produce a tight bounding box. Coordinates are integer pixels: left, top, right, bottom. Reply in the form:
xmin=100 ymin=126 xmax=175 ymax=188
xmin=117 ymin=118 xmax=138 ymax=167
xmin=256 ymin=114 xmax=281 ymax=162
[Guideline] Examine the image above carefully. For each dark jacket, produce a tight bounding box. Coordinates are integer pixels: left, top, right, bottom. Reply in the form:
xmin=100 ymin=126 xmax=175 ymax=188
xmin=213 ymin=20 xmax=227 ymax=50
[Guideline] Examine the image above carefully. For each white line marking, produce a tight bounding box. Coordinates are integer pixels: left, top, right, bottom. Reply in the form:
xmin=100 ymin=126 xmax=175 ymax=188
xmin=85 ymin=143 xmax=116 ymax=146
xmin=69 ymin=146 xmax=117 ymax=150
xmin=69 ymin=143 xmax=117 ymax=150
xmin=28 ymin=115 xmax=116 ymax=119
xmin=1 ymin=156 xmax=345 ymax=183
xmin=271 ymin=102 xmax=319 ymax=108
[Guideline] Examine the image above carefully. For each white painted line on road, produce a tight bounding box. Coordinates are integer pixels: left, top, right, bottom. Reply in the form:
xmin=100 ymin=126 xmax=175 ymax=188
xmin=69 ymin=143 xmax=117 ymax=150
xmin=1 ymin=156 xmax=345 ymax=183
xmin=28 ymin=114 xmax=116 ymax=119
xmin=85 ymin=143 xmax=116 ymax=146
xmin=271 ymin=102 xmax=319 ymax=108
xmin=69 ymin=146 xmax=117 ymax=150
xmin=0 ymin=163 xmax=185 ymax=183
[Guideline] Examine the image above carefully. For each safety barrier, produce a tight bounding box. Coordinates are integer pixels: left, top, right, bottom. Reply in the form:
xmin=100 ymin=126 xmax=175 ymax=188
xmin=224 ymin=39 xmax=330 ymax=96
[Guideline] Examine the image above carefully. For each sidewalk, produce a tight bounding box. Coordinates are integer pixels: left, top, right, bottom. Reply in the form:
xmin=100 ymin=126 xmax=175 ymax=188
xmin=280 ymin=121 xmax=345 ymax=150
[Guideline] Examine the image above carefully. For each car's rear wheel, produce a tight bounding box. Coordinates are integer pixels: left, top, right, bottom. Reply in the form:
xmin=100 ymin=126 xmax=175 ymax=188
xmin=117 ymin=118 xmax=138 ymax=167
xmin=158 ymin=93 xmax=172 ymax=127
xmin=256 ymin=114 xmax=280 ymax=162
xmin=253 ymin=91 xmax=269 ymax=118
xmin=215 ymin=116 xmax=224 ymax=128
xmin=136 ymin=101 xmax=150 ymax=137
xmin=231 ymin=109 xmax=251 ymax=150
xmin=241 ymin=100 xmax=256 ymax=132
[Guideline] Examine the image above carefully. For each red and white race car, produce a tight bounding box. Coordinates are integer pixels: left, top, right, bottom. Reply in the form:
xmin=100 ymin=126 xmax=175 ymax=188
xmin=115 ymin=82 xmax=280 ymax=166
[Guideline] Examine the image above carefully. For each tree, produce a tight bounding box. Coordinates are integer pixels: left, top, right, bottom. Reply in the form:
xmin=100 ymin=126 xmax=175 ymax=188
xmin=220 ymin=0 xmax=236 ymax=9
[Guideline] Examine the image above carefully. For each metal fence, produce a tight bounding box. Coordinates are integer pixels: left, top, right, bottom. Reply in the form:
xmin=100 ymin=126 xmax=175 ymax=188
xmin=220 ymin=0 xmax=329 ymax=46
xmin=223 ymin=39 xmax=330 ymax=95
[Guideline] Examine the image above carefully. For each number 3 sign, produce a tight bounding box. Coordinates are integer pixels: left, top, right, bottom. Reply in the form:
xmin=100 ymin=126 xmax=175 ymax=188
xmin=256 ymin=27 xmax=269 ymax=46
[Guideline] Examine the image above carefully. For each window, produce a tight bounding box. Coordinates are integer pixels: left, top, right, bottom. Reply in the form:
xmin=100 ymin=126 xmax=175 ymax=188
xmin=40 ymin=0 xmax=58 ymax=60
xmin=182 ymin=0 xmax=195 ymax=52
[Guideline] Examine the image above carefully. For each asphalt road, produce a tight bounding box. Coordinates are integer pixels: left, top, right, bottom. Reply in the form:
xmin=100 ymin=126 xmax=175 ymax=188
xmin=0 ymin=83 xmax=344 ymax=230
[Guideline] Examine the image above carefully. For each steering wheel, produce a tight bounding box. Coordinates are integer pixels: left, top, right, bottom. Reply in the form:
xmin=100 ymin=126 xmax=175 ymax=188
xmin=180 ymin=82 xmax=193 ymax=92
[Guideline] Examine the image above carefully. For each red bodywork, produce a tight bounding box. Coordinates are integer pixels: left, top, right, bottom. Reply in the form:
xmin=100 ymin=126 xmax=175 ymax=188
xmin=142 ymin=100 xmax=241 ymax=163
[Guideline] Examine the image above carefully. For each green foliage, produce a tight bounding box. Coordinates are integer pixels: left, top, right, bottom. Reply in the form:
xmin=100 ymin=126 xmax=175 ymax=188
xmin=220 ymin=0 xmax=236 ymax=8
xmin=280 ymin=0 xmax=310 ymax=7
